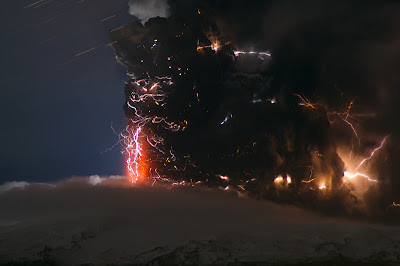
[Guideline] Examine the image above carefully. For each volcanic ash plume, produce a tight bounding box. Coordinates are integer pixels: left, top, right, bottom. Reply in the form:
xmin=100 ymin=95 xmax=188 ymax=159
xmin=109 ymin=0 xmax=400 ymax=216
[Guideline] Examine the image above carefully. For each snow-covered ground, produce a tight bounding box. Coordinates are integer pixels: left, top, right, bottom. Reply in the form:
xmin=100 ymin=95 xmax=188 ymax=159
xmin=1 ymin=176 xmax=400 ymax=265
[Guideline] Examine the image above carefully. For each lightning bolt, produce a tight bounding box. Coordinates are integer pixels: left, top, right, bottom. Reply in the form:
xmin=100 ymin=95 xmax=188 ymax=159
xmin=123 ymin=125 xmax=143 ymax=183
xmin=343 ymin=136 xmax=389 ymax=183
xmin=355 ymin=136 xmax=388 ymax=171
xmin=294 ymin=94 xmax=319 ymax=110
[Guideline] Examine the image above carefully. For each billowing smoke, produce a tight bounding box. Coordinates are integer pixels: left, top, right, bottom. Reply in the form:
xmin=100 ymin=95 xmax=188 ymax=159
xmin=128 ymin=0 xmax=171 ymax=23
xmin=110 ymin=0 xmax=400 ymax=216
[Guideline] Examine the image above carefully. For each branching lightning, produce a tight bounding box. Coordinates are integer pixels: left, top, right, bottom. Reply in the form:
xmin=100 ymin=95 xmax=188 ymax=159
xmin=122 ymin=125 xmax=143 ymax=183
xmin=122 ymin=73 xmax=181 ymax=183
xmin=343 ymin=136 xmax=388 ymax=183
xmin=295 ymin=94 xmax=389 ymax=194
xmin=343 ymin=136 xmax=388 ymax=182
xmin=355 ymin=136 xmax=388 ymax=171
xmin=113 ymin=17 xmax=395 ymax=214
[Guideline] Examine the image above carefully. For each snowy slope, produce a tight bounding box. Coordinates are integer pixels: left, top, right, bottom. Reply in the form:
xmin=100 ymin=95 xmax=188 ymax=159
xmin=1 ymin=177 xmax=400 ymax=265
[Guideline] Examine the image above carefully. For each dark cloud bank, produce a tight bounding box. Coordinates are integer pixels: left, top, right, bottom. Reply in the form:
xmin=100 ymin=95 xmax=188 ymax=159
xmin=109 ymin=0 xmax=400 ymax=216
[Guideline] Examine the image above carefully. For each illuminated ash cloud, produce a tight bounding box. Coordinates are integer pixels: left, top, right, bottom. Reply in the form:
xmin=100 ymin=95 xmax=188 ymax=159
xmin=109 ymin=0 xmax=400 ymax=215
xmin=128 ymin=0 xmax=171 ymax=24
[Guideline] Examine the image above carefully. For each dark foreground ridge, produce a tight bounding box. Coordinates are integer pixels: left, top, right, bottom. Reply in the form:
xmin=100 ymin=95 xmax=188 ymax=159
xmin=1 ymin=181 xmax=400 ymax=265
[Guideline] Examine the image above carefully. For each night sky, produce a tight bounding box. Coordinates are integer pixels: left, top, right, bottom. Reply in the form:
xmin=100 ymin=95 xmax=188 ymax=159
xmin=1 ymin=0 xmax=135 ymax=182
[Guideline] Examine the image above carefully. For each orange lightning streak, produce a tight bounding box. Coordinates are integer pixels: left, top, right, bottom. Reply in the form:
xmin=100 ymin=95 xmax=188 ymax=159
xmin=328 ymin=101 xmax=362 ymax=149
xmin=302 ymin=178 xmax=316 ymax=184
xmin=294 ymin=94 xmax=318 ymax=110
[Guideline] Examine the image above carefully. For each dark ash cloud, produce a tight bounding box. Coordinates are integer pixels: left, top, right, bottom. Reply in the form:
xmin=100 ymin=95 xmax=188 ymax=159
xmin=109 ymin=0 xmax=400 ymax=216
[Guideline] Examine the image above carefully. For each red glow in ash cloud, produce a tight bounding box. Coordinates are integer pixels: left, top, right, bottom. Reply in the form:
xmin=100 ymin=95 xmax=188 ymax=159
xmin=123 ymin=125 xmax=148 ymax=183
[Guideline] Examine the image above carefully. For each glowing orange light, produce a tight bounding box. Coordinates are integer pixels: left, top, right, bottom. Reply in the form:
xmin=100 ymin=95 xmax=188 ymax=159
xmin=124 ymin=126 xmax=149 ymax=183
xmin=302 ymin=178 xmax=315 ymax=183
xmin=343 ymin=171 xmax=378 ymax=183
xmin=274 ymin=175 xmax=284 ymax=183
xmin=341 ymin=136 xmax=388 ymax=184
xmin=196 ymin=38 xmax=230 ymax=54
xmin=211 ymin=39 xmax=221 ymax=52
xmin=219 ymin=175 xmax=229 ymax=181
